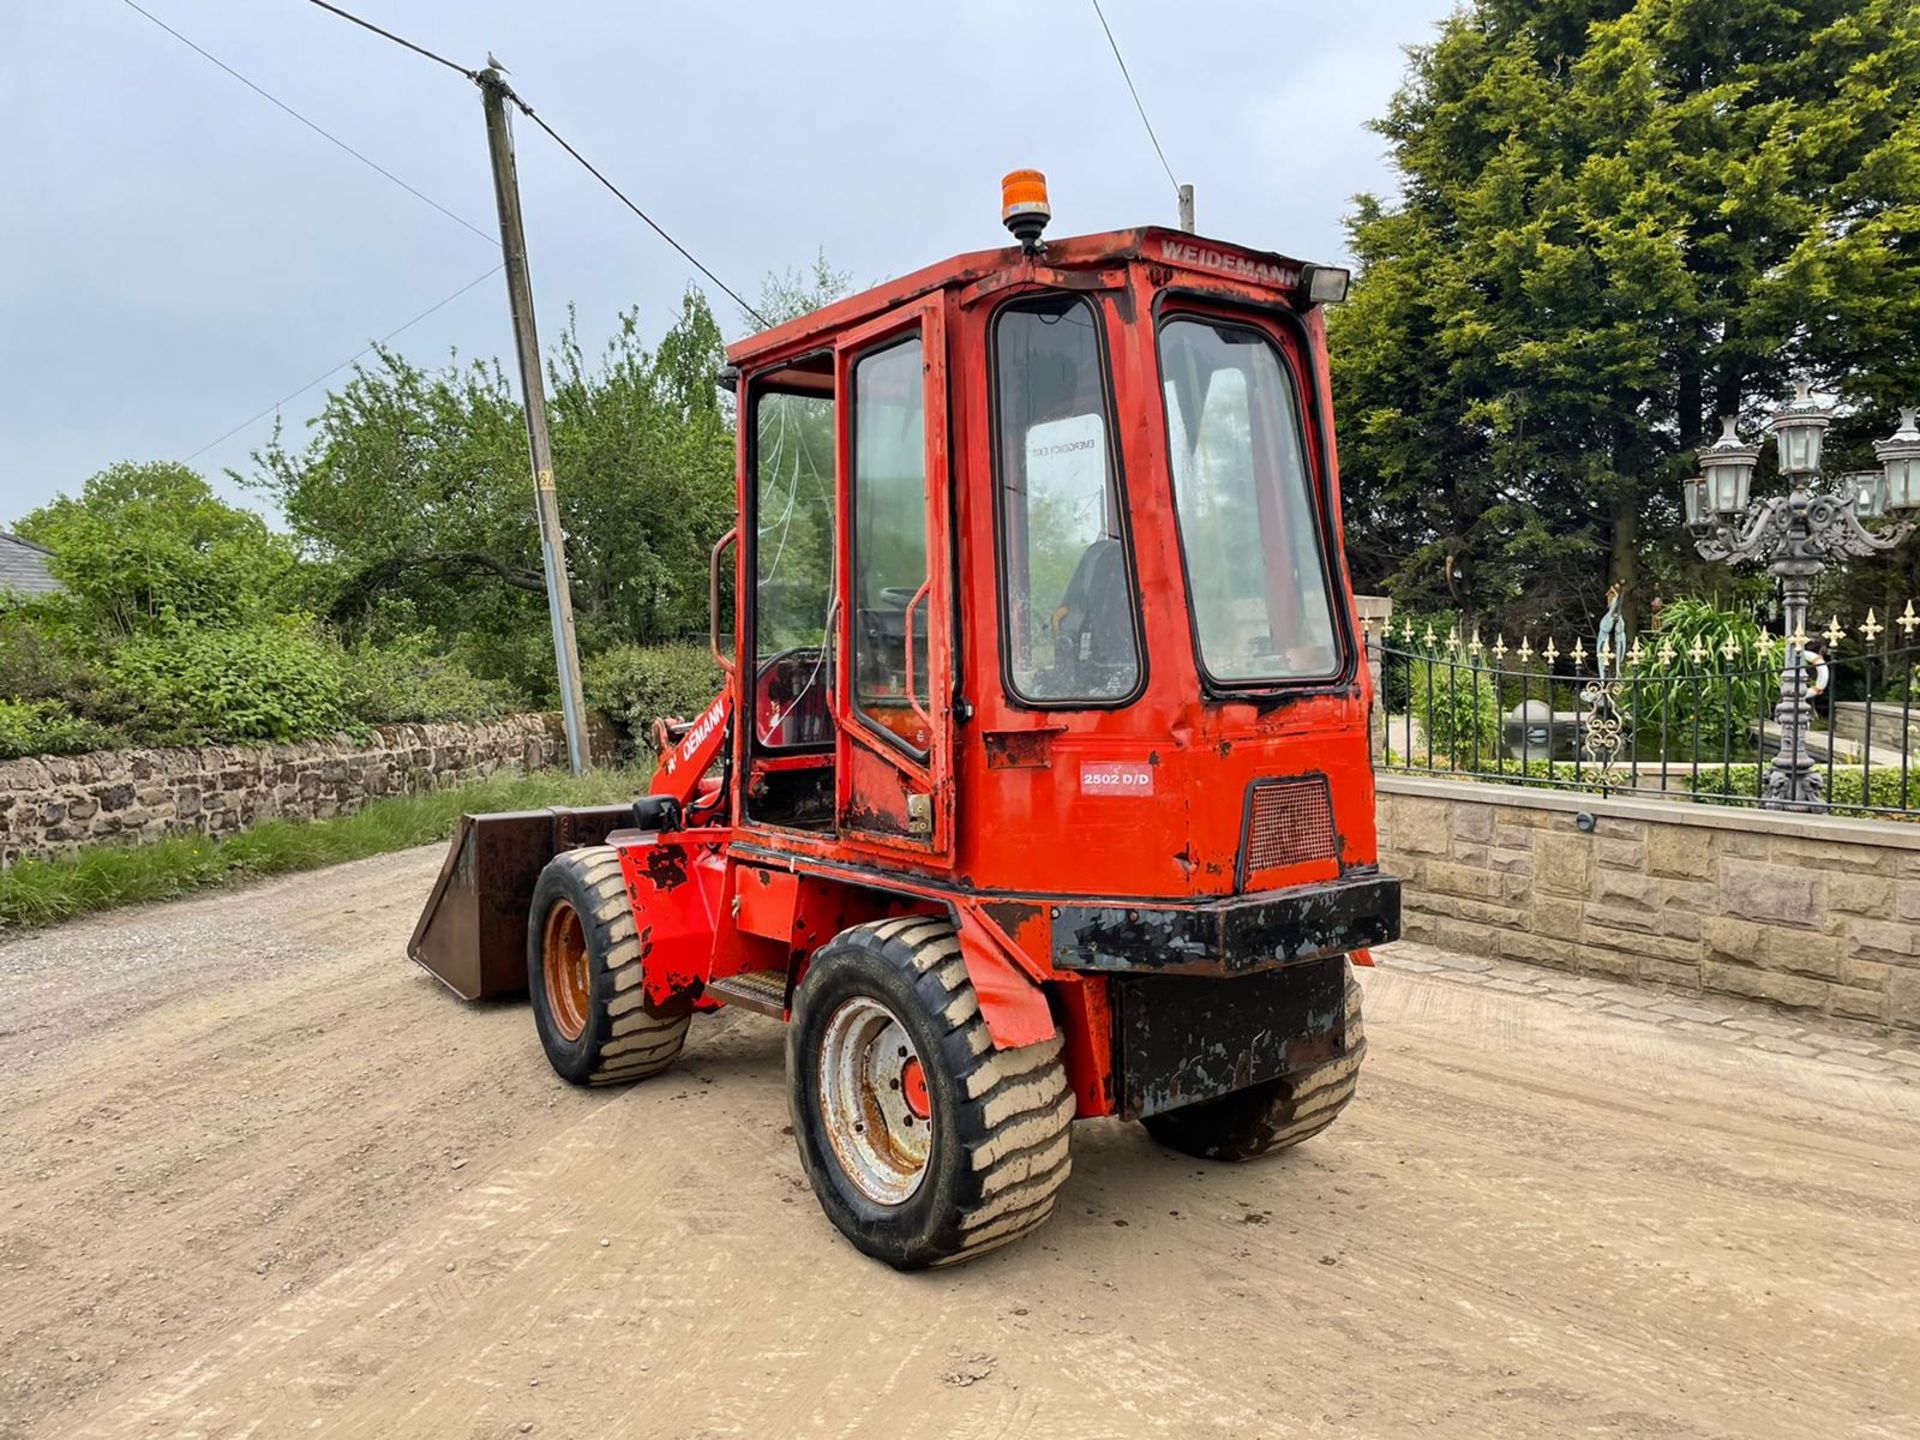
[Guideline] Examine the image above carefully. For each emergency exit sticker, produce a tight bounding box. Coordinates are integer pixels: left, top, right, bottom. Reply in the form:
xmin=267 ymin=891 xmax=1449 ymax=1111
xmin=1080 ymin=760 xmax=1154 ymax=796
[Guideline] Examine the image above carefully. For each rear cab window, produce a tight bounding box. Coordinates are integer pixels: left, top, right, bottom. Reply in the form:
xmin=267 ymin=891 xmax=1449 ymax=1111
xmin=992 ymin=294 xmax=1143 ymax=705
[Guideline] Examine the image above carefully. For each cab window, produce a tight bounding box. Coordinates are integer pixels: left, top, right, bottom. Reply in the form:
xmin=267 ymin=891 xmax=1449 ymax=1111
xmin=751 ymin=363 xmax=836 ymax=750
xmin=993 ymin=295 xmax=1141 ymax=704
xmin=1159 ymin=316 xmax=1339 ymax=684
xmin=850 ymin=335 xmax=932 ymax=754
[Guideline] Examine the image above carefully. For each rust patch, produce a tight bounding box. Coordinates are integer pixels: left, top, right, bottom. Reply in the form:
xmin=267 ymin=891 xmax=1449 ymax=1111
xmin=642 ymin=843 xmax=690 ymax=891
xmin=985 ymin=730 xmax=1055 ymax=770
xmin=983 ymin=899 xmax=1043 ymax=937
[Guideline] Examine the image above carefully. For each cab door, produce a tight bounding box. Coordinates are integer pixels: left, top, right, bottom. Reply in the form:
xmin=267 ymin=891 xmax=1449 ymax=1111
xmin=833 ymin=298 xmax=954 ymax=860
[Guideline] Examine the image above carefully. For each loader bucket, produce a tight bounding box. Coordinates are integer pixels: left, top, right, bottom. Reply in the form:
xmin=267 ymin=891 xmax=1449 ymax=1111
xmin=407 ymin=804 xmax=636 ymax=1000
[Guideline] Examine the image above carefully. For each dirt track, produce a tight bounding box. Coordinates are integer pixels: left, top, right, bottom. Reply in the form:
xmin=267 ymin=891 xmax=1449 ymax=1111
xmin=3 ymin=848 xmax=1918 ymax=1439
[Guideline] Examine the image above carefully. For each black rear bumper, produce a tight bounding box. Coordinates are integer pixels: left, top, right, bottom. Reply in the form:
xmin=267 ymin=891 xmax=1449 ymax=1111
xmin=1050 ymin=871 xmax=1399 ymax=977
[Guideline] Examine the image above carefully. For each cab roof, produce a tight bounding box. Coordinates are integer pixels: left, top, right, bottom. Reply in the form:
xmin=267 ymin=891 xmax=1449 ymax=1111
xmin=726 ymin=226 xmax=1315 ymax=368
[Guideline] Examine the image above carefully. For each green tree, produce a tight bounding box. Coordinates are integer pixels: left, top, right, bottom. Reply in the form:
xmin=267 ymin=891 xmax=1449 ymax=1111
xmin=753 ymin=250 xmax=852 ymax=331
xmin=1332 ymin=0 xmax=1920 ymax=640
xmin=16 ymin=461 xmax=298 ymax=636
xmin=251 ymin=288 xmax=738 ymax=696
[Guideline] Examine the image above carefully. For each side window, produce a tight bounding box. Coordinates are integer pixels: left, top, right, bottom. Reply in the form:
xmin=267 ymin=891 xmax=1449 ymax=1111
xmin=752 ymin=373 xmax=836 ymax=747
xmin=993 ymin=295 xmax=1141 ymax=703
xmin=851 ymin=336 xmax=931 ymax=754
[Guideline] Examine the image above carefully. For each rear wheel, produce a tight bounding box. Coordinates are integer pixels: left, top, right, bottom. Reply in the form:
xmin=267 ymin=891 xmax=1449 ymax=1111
xmin=788 ymin=917 xmax=1075 ymax=1269
xmin=1141 ymin=960 xmax=1365 ymax=1161
xmin=527 ymin=846 xmax=689 ymax=1087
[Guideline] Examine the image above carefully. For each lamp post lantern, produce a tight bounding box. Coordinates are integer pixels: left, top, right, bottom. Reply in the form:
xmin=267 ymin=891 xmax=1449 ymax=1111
xmin=1687 ymin=382 xmax=1920 ymax=811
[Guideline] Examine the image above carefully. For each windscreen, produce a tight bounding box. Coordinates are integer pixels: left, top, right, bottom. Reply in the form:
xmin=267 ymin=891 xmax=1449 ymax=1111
xmin=1159 ymin=317 xmax=1339 ymax=684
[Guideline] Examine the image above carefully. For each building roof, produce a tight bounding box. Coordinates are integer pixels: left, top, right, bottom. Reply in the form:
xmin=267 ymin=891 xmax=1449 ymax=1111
xmin=0 ymin=531 xmax=62 ymax=597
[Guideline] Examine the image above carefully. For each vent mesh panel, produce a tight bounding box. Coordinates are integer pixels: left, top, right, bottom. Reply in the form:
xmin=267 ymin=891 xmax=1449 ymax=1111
xmin=1244 ymin=777 xmax=1335 ymax=873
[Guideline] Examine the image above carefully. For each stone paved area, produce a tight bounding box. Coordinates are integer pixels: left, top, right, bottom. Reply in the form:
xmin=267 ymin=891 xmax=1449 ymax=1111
xmin=1381 ymin=939 xmax=1920 ymax=1083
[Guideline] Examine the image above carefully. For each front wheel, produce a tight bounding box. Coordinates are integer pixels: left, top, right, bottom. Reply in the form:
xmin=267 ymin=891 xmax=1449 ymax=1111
xmin=526 ymin=846 xmax=689 ymax=1086
xmin=787 ymin=917 xmax=1076 ymax=1269
xmin=1141 ymin=960 xmax=1365 ymax=1161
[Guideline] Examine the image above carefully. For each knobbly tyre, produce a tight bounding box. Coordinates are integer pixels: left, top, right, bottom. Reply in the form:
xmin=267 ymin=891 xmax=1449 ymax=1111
xmin=411 ymin=173 xmax=1400 ymax=1269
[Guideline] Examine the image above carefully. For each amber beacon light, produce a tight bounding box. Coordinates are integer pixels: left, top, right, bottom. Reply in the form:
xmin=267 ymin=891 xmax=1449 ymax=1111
xmin=1001 ymin=169 xmax=1051 ymax=253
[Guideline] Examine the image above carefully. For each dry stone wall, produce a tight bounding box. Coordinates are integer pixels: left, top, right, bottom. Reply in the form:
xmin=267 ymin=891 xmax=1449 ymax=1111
xmin=1376 ymin=775 xmax=1920 ymax=1034
xmin=1 ymin=715 xmax=574 ymax=867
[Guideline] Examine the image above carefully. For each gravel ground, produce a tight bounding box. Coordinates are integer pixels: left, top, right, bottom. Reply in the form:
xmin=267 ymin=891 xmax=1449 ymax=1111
xmin=2 ymin=846 xmax=1918 ymax=1438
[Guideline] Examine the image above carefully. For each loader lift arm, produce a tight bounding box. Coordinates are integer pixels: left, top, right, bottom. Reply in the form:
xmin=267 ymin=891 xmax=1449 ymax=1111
xmin=647 ymin=689 xmax=734 ymax=820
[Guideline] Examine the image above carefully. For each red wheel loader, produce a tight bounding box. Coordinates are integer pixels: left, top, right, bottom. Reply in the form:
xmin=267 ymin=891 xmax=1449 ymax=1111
xmin=411 ymin=174 xmax=1400 ymax=1269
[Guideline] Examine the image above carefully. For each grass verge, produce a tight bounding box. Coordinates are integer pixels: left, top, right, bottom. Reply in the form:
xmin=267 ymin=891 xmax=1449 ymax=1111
xmin=0 ymin=766 xmax=650 ymax=933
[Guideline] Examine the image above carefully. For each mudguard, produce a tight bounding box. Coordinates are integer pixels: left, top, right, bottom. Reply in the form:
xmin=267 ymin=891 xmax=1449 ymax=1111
xmin=612 ymin=828 xmax=729 ymax=1009
xmin=947 ymin=903 xmax=1057 ymax=1049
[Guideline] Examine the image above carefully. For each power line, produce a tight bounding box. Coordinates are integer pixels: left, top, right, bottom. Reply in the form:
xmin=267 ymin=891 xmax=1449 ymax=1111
xmin=301 ymin=0 xmax=768 ymax=326
xmin=303 ymin=0 xmax=478 ymax=81
xmin=183 ymin=263 xmax=504 ymax=463
xmin=118 ymin=0 xmax=494 ymax=246
xmin=1089 ymin=0 xmax=1179 ymax=195
xmin=500 ymin=88 xmax=769 ymax=328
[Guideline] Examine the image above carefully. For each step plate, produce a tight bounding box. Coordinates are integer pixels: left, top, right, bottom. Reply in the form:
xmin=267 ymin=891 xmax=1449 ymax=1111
xmin=704 ymin=969 xmax=790 ymax=1018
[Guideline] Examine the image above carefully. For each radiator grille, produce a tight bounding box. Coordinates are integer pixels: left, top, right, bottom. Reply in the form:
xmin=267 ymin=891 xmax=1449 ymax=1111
xmin=1243 ymin=776 xmax=1336 ymax=875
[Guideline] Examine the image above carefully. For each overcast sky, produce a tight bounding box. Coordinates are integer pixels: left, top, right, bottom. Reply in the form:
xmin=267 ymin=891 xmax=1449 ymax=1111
xmin=1 ymin=0 xmax=1452 ymax=526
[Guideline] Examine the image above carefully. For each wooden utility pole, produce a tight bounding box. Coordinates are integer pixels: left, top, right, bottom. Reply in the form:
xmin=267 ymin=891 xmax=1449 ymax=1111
xmin=479 ymin=67 xmax=590 ymax=774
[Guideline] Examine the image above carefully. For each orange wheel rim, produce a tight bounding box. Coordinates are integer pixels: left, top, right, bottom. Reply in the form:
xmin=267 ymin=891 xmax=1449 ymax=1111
xmin=542 ymin=900 xmax=591 ymax=1042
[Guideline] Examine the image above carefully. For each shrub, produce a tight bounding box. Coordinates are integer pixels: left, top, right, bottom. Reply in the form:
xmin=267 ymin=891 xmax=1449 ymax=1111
xmin=107 ymin=619 xmax=354 ymax=745
xmin=0 ymin=699 xmax=117 ymax=760
xmin=583 ymin=642 xmax=722 ymax=744
xmin=1381 ymin=755 xmax=1920 ymax=823
xmin=1688 ymin=763 xmax=1920 ymax=818
xmin=1628 ymin=597 xmax=1771 ymax=737
xmin=341 ymin=633 xmax=523 ymax=725
xmin=0 ymin=600 xmax=100 ymax=704
xmin=1406 ymin=654 xmax=1504 ymax=767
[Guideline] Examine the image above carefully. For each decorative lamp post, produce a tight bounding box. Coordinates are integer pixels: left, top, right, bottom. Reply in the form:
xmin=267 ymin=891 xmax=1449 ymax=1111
xmin=1687 ymin=381 xmax=1920 ymax=811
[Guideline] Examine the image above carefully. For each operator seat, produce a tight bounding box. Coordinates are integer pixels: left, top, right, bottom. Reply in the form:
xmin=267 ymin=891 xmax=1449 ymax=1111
xmin=1051 ymin=537 xmax=1133 ymax=687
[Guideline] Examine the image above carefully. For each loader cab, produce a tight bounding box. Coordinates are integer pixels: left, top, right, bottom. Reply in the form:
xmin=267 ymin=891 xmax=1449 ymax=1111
xmin=723 ymin=216 xmax=1376 ymax=906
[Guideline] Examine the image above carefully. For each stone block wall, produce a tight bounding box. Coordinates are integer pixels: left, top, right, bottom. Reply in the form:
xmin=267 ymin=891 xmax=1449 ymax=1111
xmin=1377 ymin=774 xmax=1920 ymax=1033
xmin=0 ymin=715 xmax=579 ymax=867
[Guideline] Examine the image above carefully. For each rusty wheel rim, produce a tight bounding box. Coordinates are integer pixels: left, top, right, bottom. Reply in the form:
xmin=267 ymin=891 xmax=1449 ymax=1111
xmin=542 ymin=900 xmax=591 ymax=1043
xmin=818 ymin=995 xmax=931 ymax=1206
